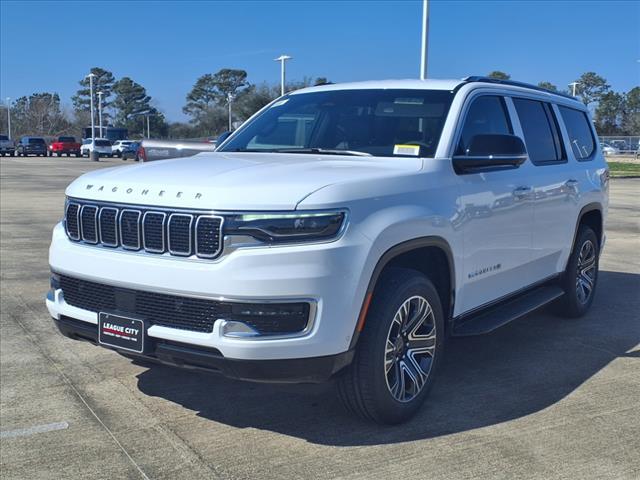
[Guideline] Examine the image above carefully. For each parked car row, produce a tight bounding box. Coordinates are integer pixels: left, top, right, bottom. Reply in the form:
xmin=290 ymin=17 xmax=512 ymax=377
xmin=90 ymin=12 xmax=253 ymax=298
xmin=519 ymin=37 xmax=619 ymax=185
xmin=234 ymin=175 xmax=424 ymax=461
xmin=0 ymin=135 xmax=144 ymax=159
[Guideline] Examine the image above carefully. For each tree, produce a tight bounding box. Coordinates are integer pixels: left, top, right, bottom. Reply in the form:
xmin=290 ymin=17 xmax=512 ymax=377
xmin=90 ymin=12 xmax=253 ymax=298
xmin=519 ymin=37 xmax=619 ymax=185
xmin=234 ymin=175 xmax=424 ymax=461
xmin=487 ymin=71 xmax=510 ymax=80
xmin=594 ymin=91 xmax=625 ymax=135
xmin=622 ymin=87 xmax=640 ymax=135
xmin=574 ymin=72 xmax=609 ymax=107
xmin=314 ymin=77 xmax=330 ymax=86
xmin=235 ymin=83 xmax=279 ymax=120
xmin=71 ymin=67 xmax=116 ymax=123
xmin=183 ymin=69 xmax=249 ymax=119
xmin=112 ymin=77 xmax=153 ymax=130
xmin=10 ymin=92 xmax=71 ymax=137
xmin=537 ymin=81 xmax=558 ymax=92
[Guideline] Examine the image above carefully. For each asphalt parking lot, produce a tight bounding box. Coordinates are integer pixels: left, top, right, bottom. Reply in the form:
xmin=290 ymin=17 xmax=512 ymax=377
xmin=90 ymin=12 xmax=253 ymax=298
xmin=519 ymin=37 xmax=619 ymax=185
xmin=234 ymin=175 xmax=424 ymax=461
xmin=1 ymin=155 xmax=639 ymax=480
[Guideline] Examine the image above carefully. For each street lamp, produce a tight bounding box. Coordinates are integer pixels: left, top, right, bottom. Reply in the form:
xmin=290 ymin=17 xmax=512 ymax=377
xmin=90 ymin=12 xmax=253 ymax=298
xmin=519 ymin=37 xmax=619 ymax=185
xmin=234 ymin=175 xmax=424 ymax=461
xmin=274 ymin=55 xmax=292 ymax=96
xmin=5 ymin=97 xmax=10 ymax=139
xmin=420 ymin=0 xmax=430 ymax=80
xmin=97 ymin=91 xmax=104 ymax=138
xmin=86 ymin=73 xmax=97 ymax=139
xmin=569 ymin=82 xmax=580 ymax=97
xmin=227 ymin=93 xmax=235 ymax=131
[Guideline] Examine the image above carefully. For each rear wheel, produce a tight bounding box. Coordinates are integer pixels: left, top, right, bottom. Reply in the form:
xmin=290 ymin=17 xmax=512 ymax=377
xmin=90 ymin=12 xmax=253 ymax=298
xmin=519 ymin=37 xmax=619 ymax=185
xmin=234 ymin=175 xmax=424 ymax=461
xmin=337 ymin=268 xmax=444 ymax=424
xmin=555 ymin=226 xmax=599 ymax=317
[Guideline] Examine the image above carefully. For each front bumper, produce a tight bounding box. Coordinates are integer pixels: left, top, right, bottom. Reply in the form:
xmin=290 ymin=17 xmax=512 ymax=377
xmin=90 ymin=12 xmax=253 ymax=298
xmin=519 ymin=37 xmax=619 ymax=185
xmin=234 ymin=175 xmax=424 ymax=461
xmin=48 ymin=221 xmax=372 ymax=362
xmin=52 ymin=313 xmax=354 ymax=383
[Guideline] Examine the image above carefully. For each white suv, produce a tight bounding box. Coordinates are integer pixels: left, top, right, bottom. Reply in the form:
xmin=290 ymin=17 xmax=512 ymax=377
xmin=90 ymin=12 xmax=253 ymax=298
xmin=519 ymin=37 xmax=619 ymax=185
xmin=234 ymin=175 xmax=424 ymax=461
xmin=111 ymin=140 xmax=134 ymax=157
xmin=47 ymin=77 xmax=608 ymax=424
xmin=80 ymin=138 xmax=113 ymax=158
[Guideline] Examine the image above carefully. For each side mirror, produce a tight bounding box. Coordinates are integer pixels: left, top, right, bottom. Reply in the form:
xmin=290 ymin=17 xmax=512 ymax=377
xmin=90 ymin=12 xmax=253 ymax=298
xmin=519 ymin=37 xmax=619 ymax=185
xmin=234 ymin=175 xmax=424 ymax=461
xmin=453 ymin=134 xmax=527 ymax=173
xmin=216 ymin=131 xmax=232 ymax=146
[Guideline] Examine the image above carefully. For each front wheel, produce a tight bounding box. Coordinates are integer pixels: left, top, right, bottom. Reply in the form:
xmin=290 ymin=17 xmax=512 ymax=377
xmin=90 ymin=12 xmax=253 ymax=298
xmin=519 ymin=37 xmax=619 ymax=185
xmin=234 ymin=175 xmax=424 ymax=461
xmin=337 ymin=268 xmax=444 ymax=424
xmin=555 ymin=226 xmax=599 ymax=317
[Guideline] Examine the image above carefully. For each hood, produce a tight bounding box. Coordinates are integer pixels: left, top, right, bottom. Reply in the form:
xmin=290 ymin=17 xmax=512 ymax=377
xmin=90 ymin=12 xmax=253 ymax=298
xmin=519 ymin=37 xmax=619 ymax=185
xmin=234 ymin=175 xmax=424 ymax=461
xmin=66 ymin=152 xmax=422 ymax=210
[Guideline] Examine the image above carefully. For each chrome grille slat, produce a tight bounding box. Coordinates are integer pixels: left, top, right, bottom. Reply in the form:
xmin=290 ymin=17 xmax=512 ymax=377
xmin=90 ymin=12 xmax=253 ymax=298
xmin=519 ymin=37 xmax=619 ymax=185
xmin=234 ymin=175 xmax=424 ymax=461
xmin=168 ymin=214 xmax=193 ymax=256
xmin=142 ymin=212 xmax=166 ymax=253
xmin=120 ymin=209 xmax=141 ymax=250
xmin=65 ymin=201 xmax=222 ymax=259
xmin=99 ymin=207 xmax=118 ymax=247
xmin=65 ymin=203 xmax=80 ymax=240
xmin=80 ymin=205 xmax=98 ymax=244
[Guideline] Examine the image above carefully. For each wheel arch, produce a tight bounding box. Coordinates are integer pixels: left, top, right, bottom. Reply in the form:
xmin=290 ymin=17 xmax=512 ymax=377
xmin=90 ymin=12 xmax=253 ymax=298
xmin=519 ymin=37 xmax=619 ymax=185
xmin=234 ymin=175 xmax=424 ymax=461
xmin=573 ymin=202 xmax=604 ymax=250
xmin=349 ymin=236 xmax=456 ymax=349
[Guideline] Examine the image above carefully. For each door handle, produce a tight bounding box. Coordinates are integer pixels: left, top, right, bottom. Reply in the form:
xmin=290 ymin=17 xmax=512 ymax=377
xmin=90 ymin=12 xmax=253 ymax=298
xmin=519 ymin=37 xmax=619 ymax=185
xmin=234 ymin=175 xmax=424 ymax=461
xmin=513 ymin=186 xmax=532 ymax=198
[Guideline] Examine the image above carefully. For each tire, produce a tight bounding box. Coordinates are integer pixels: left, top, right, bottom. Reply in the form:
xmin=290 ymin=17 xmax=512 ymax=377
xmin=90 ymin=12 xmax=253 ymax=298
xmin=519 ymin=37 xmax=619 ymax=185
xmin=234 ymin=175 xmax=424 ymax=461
xmin=555 ymin=225 xmax=599 ymax=318
xmin=337 ymin=268 xmax=445 ymax=424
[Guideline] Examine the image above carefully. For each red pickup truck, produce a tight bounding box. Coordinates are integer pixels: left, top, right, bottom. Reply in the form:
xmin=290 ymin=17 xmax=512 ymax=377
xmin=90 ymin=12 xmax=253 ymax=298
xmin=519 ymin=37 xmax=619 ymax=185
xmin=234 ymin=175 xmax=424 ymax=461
xmin=49 ymin=136 xmax=82 ymax=157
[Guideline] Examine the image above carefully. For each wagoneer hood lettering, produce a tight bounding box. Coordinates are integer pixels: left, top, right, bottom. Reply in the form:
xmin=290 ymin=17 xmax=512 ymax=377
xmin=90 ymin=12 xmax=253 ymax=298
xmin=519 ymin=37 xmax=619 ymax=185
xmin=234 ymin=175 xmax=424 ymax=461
xmin=66 ymin=152 xmax=422 ymax=210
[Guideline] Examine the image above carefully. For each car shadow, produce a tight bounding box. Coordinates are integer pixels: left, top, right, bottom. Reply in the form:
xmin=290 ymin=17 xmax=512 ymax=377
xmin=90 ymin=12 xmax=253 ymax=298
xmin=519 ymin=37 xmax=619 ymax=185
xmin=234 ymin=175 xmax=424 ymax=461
xmin=134 ymin=270 xmax=640 ymax=446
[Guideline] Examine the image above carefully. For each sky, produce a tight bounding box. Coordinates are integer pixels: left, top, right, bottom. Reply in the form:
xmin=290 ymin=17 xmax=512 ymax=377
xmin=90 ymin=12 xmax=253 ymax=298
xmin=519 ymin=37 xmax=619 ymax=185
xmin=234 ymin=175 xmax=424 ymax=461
xmin=1 ymin=0 xmax=639 ymax=122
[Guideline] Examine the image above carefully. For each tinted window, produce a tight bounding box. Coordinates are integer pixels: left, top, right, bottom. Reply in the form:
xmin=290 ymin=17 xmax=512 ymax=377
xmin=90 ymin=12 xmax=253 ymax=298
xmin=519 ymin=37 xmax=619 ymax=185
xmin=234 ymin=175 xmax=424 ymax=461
xmin=559 ymin=106 xmax=596 ymax=160
xmin=513 ymin=98 xmax=564 ymax=164
xmin=94 ymin=140 xmax=111 ymax=146
xmin=59 ymin=136 xmax=75 ymax=142
xmin=221 ymin=89 xmax=454 ymax=158
xmin=28 ymin=138 xmax=46 ymax=145
xmin=457 ymin=96 xmax=512 ymax=154
xmin=0 ymin=135 xmax=8 ymax=141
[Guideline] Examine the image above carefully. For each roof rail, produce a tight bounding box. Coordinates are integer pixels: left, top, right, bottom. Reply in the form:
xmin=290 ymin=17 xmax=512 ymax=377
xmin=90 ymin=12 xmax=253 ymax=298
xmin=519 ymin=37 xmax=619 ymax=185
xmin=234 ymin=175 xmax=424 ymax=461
xmin=462 ymin=76 xmax=578 ymax=101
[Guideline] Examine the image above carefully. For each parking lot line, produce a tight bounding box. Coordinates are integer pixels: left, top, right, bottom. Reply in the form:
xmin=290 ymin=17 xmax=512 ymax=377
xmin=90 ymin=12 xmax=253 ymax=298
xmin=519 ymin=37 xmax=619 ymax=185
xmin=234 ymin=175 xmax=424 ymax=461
xmin=0 ymin=421 xmax=69 ymax=440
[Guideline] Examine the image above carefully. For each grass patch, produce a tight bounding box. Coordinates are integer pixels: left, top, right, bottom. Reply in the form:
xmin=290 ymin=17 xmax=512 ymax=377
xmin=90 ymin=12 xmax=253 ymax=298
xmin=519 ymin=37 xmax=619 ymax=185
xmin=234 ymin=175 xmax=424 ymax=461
xmin=607 ymin=161 xmax=640 ymax=178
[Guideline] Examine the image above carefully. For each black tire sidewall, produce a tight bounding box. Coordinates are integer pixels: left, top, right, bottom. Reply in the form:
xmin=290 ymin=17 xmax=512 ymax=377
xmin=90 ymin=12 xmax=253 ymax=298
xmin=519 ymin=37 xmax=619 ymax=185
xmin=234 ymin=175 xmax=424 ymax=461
xmin=562 ymin=226 xmax=599 ymax=316
xmin=353 ymin=268 xmax=445 ymax=423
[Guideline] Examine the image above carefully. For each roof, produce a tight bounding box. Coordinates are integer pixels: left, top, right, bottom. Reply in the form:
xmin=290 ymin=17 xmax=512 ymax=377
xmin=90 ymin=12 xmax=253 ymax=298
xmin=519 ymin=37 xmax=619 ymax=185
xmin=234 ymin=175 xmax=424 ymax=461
xmin=290 ymin=77 xmax=582 ymax=104
xmin=292 ymin=78 xmax=464 ymax=94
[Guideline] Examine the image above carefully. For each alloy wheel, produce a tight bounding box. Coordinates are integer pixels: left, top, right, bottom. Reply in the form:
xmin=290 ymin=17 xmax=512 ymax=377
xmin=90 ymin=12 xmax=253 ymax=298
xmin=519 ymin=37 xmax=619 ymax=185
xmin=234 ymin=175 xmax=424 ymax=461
xmin=576 ymin=239 xmax=596 ymax=304
xmin=384 ymin=295 xmax=436 ymax=403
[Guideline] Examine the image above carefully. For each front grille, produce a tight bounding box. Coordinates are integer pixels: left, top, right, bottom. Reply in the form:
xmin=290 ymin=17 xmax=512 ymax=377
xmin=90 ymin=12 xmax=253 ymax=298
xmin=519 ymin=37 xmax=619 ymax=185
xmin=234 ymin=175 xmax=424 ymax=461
xmin=65 ymin=200 xmax=223 ymax=259
xmin=59 ymin=275 xmax=310 ymax=335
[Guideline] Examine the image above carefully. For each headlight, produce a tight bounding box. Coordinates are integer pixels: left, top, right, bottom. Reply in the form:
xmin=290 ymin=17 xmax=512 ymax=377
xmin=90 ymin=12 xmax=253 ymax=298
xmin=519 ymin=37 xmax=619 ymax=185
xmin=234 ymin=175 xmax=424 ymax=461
xmin=225 ymin=211 xmax=346 ymax=243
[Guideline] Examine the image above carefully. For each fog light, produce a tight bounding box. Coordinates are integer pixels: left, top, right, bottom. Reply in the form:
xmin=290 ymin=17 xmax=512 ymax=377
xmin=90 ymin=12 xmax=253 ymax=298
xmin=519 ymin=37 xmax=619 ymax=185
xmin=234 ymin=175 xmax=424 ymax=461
xmin=50 ymin=272 xmax=61 ymax=290
xmin=221 ymin=302 xmax=311 ymax=336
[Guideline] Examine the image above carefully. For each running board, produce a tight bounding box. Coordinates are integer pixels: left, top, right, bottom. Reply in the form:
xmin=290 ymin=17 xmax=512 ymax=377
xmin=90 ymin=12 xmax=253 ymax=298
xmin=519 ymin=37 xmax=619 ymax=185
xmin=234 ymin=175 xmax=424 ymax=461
xmin=451 ymin=285 xmax=565 ymax=337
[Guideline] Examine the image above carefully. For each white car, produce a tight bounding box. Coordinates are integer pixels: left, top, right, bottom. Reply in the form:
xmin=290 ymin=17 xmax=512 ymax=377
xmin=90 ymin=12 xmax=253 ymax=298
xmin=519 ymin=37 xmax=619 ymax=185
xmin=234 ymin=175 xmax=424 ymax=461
xmin=111 ymin=140 xmax=134 ymax=157
xmin=601 ymin=142 xmax=619 ymax=155
xmin=80 ymin=138 xmax=113 ymax=158
xmin=47 ymin=77 xmax=608 ymax=424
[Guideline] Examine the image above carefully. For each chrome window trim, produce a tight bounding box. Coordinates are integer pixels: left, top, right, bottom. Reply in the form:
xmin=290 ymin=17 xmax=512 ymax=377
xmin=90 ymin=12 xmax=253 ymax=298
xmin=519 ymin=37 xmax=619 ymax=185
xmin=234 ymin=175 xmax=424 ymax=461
xmin=194 ymin=215 xmax=224 ymax=259
xmin=167 ymin=213 xmax=194 ymax=256
xmin=65 ymin=201 xmax=81 ymax=240
xmin=119 ymin=209 xmax=141 ymax=250
xmin=98 ymin=207 xmax=119 ymax=247
xmin=80 ymin=205 xmax=99 ymax=244
xmin=142 ymin=211 xmax=166 ymax=253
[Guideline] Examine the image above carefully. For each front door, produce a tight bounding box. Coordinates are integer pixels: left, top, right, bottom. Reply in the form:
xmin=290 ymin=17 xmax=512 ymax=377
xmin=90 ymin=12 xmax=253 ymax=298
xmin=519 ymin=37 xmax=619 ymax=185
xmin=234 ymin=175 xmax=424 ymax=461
xmin=454 ymin=95 xmax=535 ymax=313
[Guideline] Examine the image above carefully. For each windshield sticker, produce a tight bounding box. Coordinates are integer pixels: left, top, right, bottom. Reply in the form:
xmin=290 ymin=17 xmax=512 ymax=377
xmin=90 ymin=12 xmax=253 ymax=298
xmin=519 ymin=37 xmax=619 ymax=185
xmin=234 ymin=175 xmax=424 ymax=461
xmin=271 ymin=99 xmax=289 ymax=107
xmin=394 ymin=144 xmax=420 ymax=156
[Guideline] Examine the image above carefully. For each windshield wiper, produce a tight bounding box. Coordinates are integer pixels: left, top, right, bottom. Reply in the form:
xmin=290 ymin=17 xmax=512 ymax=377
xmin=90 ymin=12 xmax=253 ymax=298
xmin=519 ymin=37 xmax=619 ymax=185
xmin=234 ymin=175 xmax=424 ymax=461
xmin=271 ymin=148 xmax=372 ymax=157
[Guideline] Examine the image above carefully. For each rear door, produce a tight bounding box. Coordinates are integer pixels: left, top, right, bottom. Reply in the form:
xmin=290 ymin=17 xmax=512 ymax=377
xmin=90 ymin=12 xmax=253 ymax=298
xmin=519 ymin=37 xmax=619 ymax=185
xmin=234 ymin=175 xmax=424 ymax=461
xmin=454 ymin=94 xmax=535 ymax=313
xmin=511 ymin=97 xmax=583 ymax=278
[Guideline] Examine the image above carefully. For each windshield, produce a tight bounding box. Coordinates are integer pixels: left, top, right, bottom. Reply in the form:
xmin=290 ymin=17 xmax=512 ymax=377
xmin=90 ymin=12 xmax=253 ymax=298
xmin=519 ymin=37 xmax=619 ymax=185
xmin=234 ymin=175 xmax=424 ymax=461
xmin=219 ymin=89 xmax=454 ymax=158
xmin=0 ymin=135 xmax=8 ymax=141
xmin=28 ymin=138 xmax=45 ymax=145
xmin=59 ymin=136 xmax=75 ymax=142
xmin=94 ymin=140 xmax=111 ymax=146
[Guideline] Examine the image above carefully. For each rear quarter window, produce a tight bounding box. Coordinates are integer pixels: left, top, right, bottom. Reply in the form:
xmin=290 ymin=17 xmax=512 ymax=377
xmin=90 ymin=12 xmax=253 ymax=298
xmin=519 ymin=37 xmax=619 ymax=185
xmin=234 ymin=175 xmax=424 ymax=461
xmin=558 ymin=106 xmax=596 ymax=160
xmin=513 ymin=98 xmax=564 ymax=164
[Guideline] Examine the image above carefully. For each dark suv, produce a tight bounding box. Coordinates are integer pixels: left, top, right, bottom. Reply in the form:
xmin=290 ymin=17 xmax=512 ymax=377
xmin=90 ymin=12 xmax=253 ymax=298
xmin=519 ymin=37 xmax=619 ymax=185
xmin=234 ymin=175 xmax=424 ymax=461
xmin=16 ymin=137 xmax=48 ymax=157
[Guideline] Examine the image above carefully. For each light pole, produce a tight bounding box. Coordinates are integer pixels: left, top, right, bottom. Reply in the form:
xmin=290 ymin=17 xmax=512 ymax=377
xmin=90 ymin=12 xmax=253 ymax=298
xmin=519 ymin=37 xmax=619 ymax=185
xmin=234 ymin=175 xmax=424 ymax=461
xmin=5 ymin=97 xmax=10 ymax=139
xmin=97 ymin=91 xmax=104 ymax=138
xmin=569 ymin=82 xmax=580 ymax=97
xmin=420 ymin=0 xmax=430 ymax=80
xmin=86 ymin=73 xmax=96 ymax=139
xmin=274 ymin=55 xmax=292 ymax=96
xmin=227 ymin=93 xmax=234 ymax=131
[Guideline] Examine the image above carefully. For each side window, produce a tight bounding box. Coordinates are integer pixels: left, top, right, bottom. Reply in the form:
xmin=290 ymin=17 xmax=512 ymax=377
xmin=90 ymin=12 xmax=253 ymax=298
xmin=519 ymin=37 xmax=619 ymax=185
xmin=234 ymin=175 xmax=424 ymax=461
xmin=513 ymin=98 xmax=565 ymax=164
xmin=558 ymin=106 xmax=596 ymax=160
xmin=456 ymin=96 xmax=512 ymax=155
